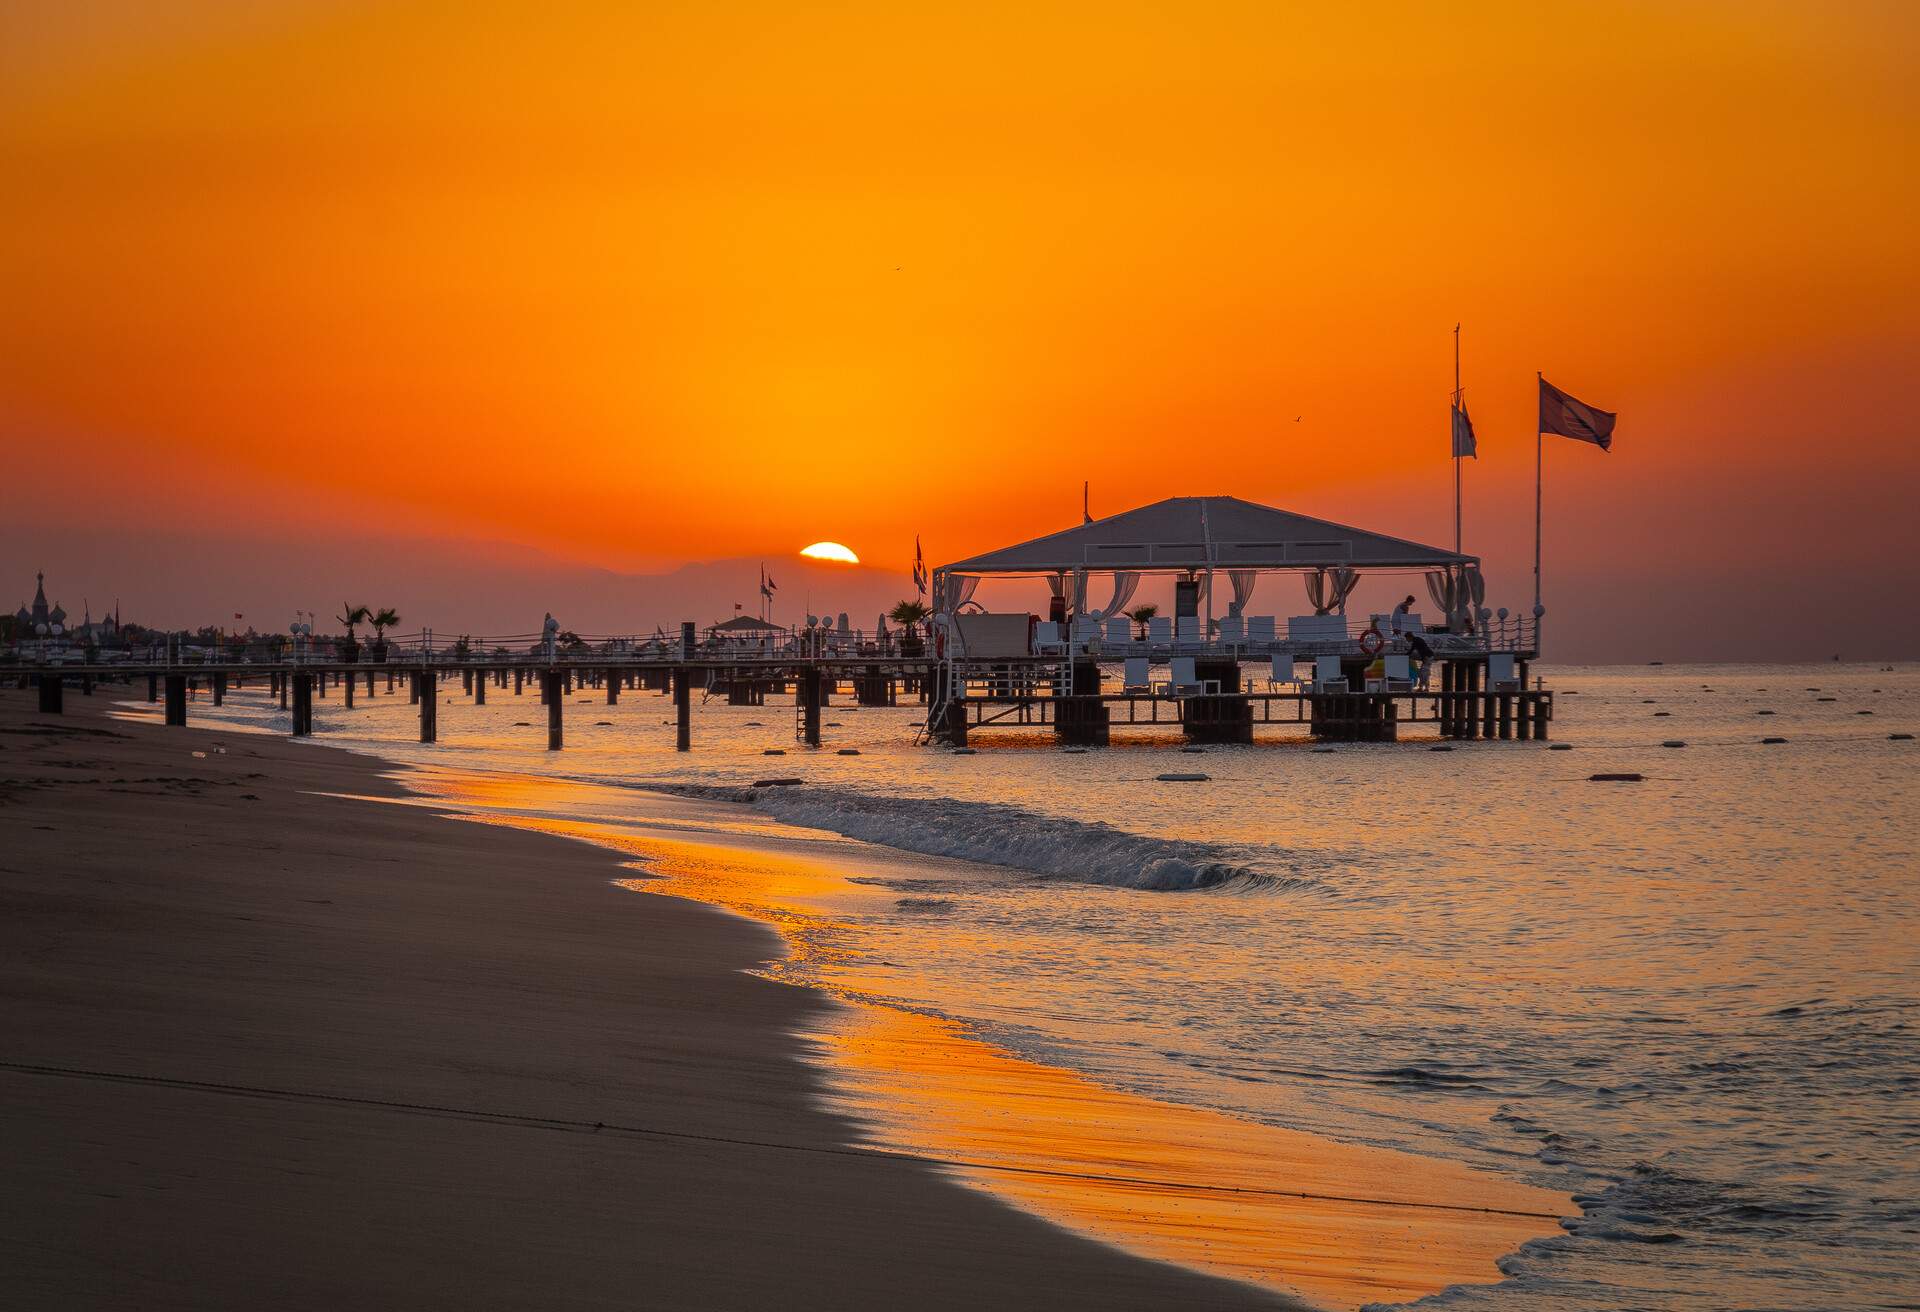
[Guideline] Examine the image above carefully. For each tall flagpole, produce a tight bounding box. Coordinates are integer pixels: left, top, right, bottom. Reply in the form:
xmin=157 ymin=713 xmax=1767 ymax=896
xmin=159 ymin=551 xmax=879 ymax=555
xmin=1534 ymin=372 xmax=1544 ymax=615
xmin=1453 ymin=324 xmax=1462 ymax=555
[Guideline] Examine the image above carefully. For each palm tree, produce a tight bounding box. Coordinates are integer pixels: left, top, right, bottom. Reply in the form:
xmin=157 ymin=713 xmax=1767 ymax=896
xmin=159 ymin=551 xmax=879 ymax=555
xmin=337 ymin=604 xmax=370 ymax=662
xmin=888 ymin=599 xmax=930 ymax=637
xmin=557 ymin=630 xmax=588 ymax=653
xmin=369 ymin=607 xmax=400 ymax=660
xmin=1127 ymin=603 xmax=1159 ymax=640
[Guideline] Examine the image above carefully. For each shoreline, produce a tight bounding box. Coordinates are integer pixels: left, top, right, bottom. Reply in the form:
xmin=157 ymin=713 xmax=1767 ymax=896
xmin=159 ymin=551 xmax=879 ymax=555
xmin=1 ymin=688 xmax=1289 ymax=1310
xmin=303 ymin=720 xmax=1573 ymax=1306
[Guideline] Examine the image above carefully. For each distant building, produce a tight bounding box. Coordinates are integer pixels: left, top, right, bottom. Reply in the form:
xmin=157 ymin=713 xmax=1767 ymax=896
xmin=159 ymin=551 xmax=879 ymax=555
xmin=12 ymin=572 xmax=117 ymax=642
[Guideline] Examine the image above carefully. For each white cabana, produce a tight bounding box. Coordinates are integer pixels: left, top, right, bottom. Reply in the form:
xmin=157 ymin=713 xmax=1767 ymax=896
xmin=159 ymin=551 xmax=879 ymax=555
xmin=933 ymin=495 xmax=1478 ymax=625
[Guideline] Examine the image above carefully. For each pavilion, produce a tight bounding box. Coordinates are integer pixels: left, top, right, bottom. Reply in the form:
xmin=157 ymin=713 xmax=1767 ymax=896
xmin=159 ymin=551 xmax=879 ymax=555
xmin=932 ymin=496 xmax=1485 ymax=633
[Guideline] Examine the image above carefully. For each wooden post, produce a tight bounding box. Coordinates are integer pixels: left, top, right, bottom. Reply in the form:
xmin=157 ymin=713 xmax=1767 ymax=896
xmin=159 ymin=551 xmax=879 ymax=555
xmin=291 ymin=672 xmax=312 ymax=736
xmin=1482 ymin=664 xmax=1497 ymax=739
xmin=317 ymin=670 xmax=327 ymax=699
xmin=1498 ymin=691 xmax=1513 ymax=740
xmin=515 ymin=667 xmax=524 ymax=697
xmin=278 ymin=672 xmax=289 ymax=710
xmin=366 ymin=670 xmax=376 ymax=698
xmin=164 ymin=674 xmax=187 ymax=726
xmin=1534 ymin=693 xmax=1551 ymax=741
xmin=418 ymin=670 xmax=437 ymax=743
xmin=343 ymin=670 xmax=354 ymax=708
xmin=147 ymin=672 xmax=159 ymax=703
xmin=38 ymin=672 xmax=64 ymax=715
xmin=1517 ymin=693 xmax=1532 ymax=740
xmin=408 ymin=672 xmax=420 ymax=705
xmin=545 ymin=671 xmax=563 ymax=750
xmin=799 ymin=666 xmax=823 ymax=747
xmin=606 ymin=668 xmax=620 ymax=705
xmin=675 ymin=667 xmax=693 ymax=751
xmin=212 ymin=672 xmax=226 ymax=706
xmin=474 ymin=670 xmax=486 ymax=705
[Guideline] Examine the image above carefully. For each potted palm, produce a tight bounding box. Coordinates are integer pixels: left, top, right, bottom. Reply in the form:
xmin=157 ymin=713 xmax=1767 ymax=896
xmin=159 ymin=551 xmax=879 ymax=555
xmin=1127 ymin=603 xmax=1159 ymax=641
xmin=369 ymin=607 xmax=400 ymax=662
xmin=337 ymin=604 xmax=370 ymax=663
xmin=888 ymin=600 xmax=930 ymax=656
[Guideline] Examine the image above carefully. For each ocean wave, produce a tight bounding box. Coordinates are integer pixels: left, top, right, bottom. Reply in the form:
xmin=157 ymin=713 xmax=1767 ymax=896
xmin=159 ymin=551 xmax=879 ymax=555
xmin=644 ymin=780 xmax=1317 ymax=893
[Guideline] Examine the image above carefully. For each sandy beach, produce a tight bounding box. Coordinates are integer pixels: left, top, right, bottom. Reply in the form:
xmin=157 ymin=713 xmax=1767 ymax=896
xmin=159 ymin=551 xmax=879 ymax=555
xmin=0 ymin=687 xmax=1292 ymax=1310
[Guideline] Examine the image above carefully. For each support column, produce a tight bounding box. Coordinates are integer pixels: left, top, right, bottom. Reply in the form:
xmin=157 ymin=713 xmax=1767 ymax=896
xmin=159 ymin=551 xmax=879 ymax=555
xmin=147 ymin=672 xmax=159 ymax=703
xmin=515 ymin=667 xmax=524 ymax=697
xmin=343 ymin=671 xmax=354 ymax=708
xmin=418 ymin=670 xmax=437 ymax=743
xmin=1055 ymin=659 xmax=1109 ymax=746
xmin=474 ymin=671 xmax=486 ymax=705
xmin=544 ymin=671 xmax=563 ymax=750
xmin=799 ymin=667 xmax=823 ymax=748
xmin=38 ymin=673 xmax=64 ymax=714
xmin=293 ymin=673 xmax=314 ymax=736
xmin=1183 ymin=658 xmax=1249 ymax=745
xmin=279 ymin=672 xmax=289 ymax=711
xmin=164 ymin=674 xmax=187 ymax=726
xmin=291 ymin=672 xmax=313 ymax=736
xmin=675 ymin=667 xmax=693 ymax=751
xmin=606 ymin=668 xmax=620 ymax=705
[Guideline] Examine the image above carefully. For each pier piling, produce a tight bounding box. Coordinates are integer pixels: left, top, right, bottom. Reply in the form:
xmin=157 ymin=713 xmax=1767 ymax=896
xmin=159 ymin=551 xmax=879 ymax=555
xmin=164 ymin=675 xmax=187 ymax=726
xmin=38 ymin=673 xmax=63 ymax=715
xmin=544 ymin=671 xmax=563 ymax=750
xmin=291 ymin=672 xmax=313 ymax=736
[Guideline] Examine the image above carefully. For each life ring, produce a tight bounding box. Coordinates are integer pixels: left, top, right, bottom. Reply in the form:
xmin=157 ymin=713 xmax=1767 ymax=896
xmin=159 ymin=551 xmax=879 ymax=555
xmin=1358 ymin=625 xmax=1385 ymax=656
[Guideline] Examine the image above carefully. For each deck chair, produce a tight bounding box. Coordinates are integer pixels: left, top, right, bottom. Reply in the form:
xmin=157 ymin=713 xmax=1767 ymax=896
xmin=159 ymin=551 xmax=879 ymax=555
xmin=1160 ymin=655 xmax=1212 ymax=697
xmin=1247 ymin=615 xmax=1276 ymax=647
xmin=1147 ymin=616 xmax=1173 ymax=647
xmin=1381 ymin=653 xmax=1414 ymax=692
xmin=1072 ymin=617 xmax=1099 ymax=649
xmin=1312 ymin=654 xmax=1348 ymax=693
xmin=1218 ymin=615 xmax=1246 ymax=647
xmin=1123 ymin=656 xmax=1152 ymax=692
xmin=1267 ymin=653 xmax=1298 ymax=691
xmin=1176 ymin=615 xmax=1200 ymax=649
xmin=1032 ymin=621 xmax=1064 ymax=655
xmin=1487 ymin=653 xmax=1520 ymax=691
xmin=1105 ymin=616 xmax=1133 ymax=646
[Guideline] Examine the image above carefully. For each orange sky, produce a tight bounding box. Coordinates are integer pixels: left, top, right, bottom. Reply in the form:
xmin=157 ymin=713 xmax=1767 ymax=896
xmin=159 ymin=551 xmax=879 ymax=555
xmin=3 ymin=1 xmax=1917 ymax=643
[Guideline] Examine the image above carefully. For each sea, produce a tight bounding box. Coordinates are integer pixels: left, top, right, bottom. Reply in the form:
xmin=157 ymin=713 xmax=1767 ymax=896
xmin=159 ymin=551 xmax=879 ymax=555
xmin=179 ymin=662 xmax=1918 ymax=1310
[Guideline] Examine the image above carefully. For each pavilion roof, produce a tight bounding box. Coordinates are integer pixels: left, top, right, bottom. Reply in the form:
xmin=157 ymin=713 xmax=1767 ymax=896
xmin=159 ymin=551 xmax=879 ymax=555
xmin=938 ymin=496 xmax=1470 ymax=574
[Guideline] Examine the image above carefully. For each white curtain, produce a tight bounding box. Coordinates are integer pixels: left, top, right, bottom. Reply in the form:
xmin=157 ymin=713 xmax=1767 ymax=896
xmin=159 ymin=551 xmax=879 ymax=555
xmin=938 ymin=574 xmax=979 ymax=614
xmin=1308 ymin=567 xmax=1358 ymax=614
xmin=1227 ymin=569 xmax=1257 ymax=617
xmin=1424 ymin=569 xmax=1457 ymax=616
xmin=1329 ymin=566 xmax=1359 ymax=615
xmin=1070 ymin=568 xmax=1089 ymax=615
xmin=1087 ymin=571 xmax=1140 ymax=622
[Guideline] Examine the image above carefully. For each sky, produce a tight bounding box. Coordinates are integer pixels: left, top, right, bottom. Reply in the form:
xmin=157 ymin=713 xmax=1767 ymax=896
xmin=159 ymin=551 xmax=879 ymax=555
xmin=3 ymin=1 xmax=1916 ymax=659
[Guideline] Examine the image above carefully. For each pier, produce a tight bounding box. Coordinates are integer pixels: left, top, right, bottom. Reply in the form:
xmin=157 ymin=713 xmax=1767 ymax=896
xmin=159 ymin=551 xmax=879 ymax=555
xmin=7 ymin=498 xmax=1556 ymax=751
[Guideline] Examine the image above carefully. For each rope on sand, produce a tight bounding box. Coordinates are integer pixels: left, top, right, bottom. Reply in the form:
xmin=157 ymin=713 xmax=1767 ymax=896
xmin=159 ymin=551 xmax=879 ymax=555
xmin=1 ymin=1059 xmax=1567 ymax=1221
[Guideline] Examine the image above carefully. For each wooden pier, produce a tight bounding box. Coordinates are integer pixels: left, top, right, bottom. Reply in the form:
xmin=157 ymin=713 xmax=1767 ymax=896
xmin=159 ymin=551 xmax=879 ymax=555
xmin=12 ymin=643 xmax=1548 ymax=753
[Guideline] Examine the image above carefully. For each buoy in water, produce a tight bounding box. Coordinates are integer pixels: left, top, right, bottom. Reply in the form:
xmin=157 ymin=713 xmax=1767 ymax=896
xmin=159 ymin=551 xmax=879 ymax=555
xmin=595 ymin=720 xmax=613 ymax=726
xmin=1756 ymin=710 xmax=1775 ymax=715
xmin=836 ymin=748 xmax=861 ymax=755
xmin=1654 ymin=711 xmax=1671 ymax=717
xmin=1762 ymin=737 xmax=1787 ymax=744
xmin=1157 ymin=772 xmax=1210 ymax=782
xmin=753 ymin=778 xmax=804 ymax=787
xmin=1662 ymin=740 xmax=1687 ymax=748
xmin=1430 ymin=744 xmax=1454 ymax=752
xmin=1181 ymin=746 xmax=1207 ymax=754
xmin=763 ymin=748 xmax=785 ymax=756
xmin=1590 ymin=772 xmax=1644 ymax=782
xmin=1549 ymin=743 xmax=1573 ymax=751
xmin=1890 ymin=733 xmax=1914 ymax=741
xmin=1312 ymin=746 xmax=1336 ymax=754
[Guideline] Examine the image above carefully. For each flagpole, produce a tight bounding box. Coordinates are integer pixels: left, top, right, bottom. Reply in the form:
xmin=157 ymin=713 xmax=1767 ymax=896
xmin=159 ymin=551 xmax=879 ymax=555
xmin=1453 ymin=324 xmax=1462 ymax=555
xmin=1534 ymin=371 xmax=1544 ymax=616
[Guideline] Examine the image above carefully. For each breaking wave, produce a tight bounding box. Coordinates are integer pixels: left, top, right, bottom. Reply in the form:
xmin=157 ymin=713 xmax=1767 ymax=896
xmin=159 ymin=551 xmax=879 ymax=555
xmin=645 ymin=780 xmax=1318 ymax=893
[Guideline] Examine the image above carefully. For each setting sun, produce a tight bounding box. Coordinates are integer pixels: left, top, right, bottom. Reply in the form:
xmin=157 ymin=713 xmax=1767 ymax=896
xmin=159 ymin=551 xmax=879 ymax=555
xmin=799 ymin=542 xmax=860 ymax=564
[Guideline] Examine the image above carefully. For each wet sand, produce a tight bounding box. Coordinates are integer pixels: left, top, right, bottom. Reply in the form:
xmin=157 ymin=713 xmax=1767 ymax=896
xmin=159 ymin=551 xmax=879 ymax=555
xmin=0 ymin=688 xmax=1287 ymax=1310
xmin=398 ymin=768 xmax=1574 ymax=1308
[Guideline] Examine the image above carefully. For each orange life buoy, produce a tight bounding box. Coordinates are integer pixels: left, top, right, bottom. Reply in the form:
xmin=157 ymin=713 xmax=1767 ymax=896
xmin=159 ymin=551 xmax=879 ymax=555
xmin=1358 ymin=625 xmax=1385 ymax=656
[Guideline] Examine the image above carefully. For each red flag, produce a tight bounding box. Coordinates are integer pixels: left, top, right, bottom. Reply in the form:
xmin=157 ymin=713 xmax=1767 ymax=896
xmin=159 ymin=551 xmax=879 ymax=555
xmin=1539 ymin=377 xmax=1616 ymax=450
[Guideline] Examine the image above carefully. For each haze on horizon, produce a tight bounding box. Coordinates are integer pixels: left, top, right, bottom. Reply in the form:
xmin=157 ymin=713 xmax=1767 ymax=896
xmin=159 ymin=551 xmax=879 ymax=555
xmin=3 ymin=1 xmax=1916 ymax=661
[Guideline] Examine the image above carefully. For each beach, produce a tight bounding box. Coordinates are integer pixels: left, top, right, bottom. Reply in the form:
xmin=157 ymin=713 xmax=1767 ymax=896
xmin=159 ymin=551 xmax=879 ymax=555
xmin=0 ymin=687 xmax=1293 ymax=1310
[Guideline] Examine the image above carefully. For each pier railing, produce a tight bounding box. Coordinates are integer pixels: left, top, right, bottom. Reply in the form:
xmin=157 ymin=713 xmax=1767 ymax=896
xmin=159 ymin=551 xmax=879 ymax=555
xmin=5 ymin=613 xmax=1537 ymax=670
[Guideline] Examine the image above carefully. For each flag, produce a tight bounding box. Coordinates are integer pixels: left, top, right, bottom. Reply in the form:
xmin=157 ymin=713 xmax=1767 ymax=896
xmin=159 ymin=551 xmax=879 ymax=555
xmin=1450 ymin=400 xmax=1476 ymax=459
xmin=760 ymin=565 xmax=776 ymax=599
xmin=912 ymin=536 xmax=926 ymax=596
xmin=234 ymin=612 xmax=244 ymax=620
xmin=1539 ymin=377 xmax=1616 ymax=450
